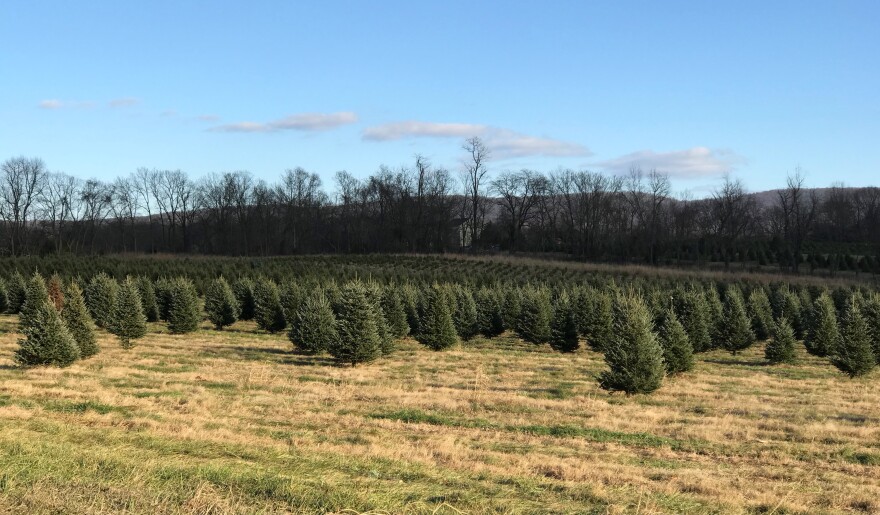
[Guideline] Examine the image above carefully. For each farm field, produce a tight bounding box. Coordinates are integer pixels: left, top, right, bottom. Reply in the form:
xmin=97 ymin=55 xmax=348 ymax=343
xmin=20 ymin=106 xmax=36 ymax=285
xmin=1 ymin=312 xmax=878 ymax=514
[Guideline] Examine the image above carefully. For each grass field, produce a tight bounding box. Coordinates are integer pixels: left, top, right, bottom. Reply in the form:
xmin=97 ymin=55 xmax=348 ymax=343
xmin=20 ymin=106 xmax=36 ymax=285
xmin=1 ymin=314 xmax=878 ymax=514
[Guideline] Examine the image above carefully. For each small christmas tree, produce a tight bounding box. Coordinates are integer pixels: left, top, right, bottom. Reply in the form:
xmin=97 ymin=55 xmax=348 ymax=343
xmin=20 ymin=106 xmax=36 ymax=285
xmin=516 ymin=286 xmax=552 ymax=344
xmin=6 ymin=271 xmax=28 ymax=314
xmin=861 ymin=293 xmax=880 ymax=364
xmin=832 ymin=295 xmax=876 ymax=377
xmin=61 ymin=281 xmax=98 ymax=358
xmin=331 ymin=282 xmax=382 ymax=365
xmin=475 ymin=286 xmax=505 ymax=337
xmin=14 ymin=303 xmax=80 ymax=367
xmin=674 ymin=289 xmax=712 ymax=353
xmin=501 ymin=286 xmax=522 ymax=332
xmin=20 ymin=272 xmax=51 ymax=333
xmin=253 ymin=278 xmax=285 ymax=333
xmin=47 ymin=273 xmax=65 ymax=312
xmin=416 ymin=285 xmax=458 ymax=351
xmin=549 ymin=291 xmax=579 ymax=353
xmin=136 ymin=276 xmax=160 ymax=322
xmin=364 ymin=282 xmax=394 ymax=355
xmin=232 ymin=278 xmax=256 ymax=321
xmin=658 ymin=308 xmax=694 ymax=375
xmin=747 ymin=287 xmax=774 ymax=340
xmin=289 ymin=289 xmax=338 ymax=354
xmin=154 ymin=277 xmax=174 ymax=321
xmin=0 ymin=279 xmax=8 ymax=314
xmin=109 ymin=277 xmax=148 ymax=349
xmin=804 ymin=292 xmax=839 ymax=357
xmin=765 ymin=317 xmax=797 ymax=364
xmin=599 ymin=292 xmax=665 ymax=394
xmin=581 ymin=288 xmax=614 ymax=352
xmin=452 ymin=285 xmax=478 ymax=340
xmin=84 ymin=273 xmax=118 ymax=328
xmin=720 ymin=287 xmax=755 ymax=355
xmin=205 ymin=276 xmax=239 ymax=330
xmin=381 ymin=286 xmax=410 ymax=339
xmin=167 ymin=278 xmax=201 ymax=334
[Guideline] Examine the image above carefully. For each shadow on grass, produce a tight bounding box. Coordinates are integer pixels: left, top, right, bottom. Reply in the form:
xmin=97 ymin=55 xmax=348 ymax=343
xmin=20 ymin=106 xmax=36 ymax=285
xmin=703 ymin=358 xmax=771 ymax=367
xmin=202 ymin=345 xmax=337 ymax=367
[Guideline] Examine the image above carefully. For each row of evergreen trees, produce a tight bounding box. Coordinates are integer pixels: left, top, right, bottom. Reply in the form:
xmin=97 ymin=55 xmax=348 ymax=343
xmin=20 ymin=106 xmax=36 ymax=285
xmin=4 ymin=271 xmax=878 ymax=392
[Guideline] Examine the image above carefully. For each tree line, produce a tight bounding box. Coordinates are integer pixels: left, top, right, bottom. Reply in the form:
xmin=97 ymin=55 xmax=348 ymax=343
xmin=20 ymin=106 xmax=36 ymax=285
xmin=3 ymin=139 xmax=879 ymax=273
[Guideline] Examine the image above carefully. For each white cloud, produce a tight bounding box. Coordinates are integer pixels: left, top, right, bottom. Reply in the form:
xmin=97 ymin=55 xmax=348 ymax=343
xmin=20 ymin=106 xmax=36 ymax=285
xmin=38 ymin=99 xmax=97 ymax=109
xmin=39 ymin=99 xmax=63 ymax=109
xmin=109 ymin=97 xmax=140 ymax=108
xmin=211 ymin=111 xmax=358 ymax=133
xmin=595 ymin=147 xmax=746 ymax=178
xmin=196 ymin=114 xmax=220 ymax=122
xmin=362 ymin=120 xmax=591 ymax=159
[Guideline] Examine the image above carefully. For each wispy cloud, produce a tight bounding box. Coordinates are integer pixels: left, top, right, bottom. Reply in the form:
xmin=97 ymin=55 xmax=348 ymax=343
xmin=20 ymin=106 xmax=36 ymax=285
xmin=595 ymin=147 xmax=746 ymax=178
xmin=210 ymin=111 xmax=358 ymax=133
xmin=160 ymin=109 xmax=178 ymax=117
xmin=196 ymin=114 xmax=220 ymax=122
xmin=38 ymin=99 xmax=96 ymax=109
xmin=362 ymin=120 xmax=591 ymax=159
xmin=108 ymin=97 xmax=140 ymax=108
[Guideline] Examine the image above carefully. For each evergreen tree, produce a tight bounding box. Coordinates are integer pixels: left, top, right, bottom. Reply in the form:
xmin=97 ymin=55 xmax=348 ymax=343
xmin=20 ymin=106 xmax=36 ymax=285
xmin=475 ymin=286 xmax=505 ymax=337
xmin=331 ymin=282 xmax=382 ymax=365
xmin=658 ymin=309 xmax=694 ymax=375
xmin=549 ymin=291 xmax=579 ymax=353
xmin=674 ymin=289 xmax=712 ymax=353
xmin=765 ymin=317 xmax=796 ymax=364
xmin=136 ymin=277 xmax=160 ymax=322
xmin=289 ymin=289 xmax=338 ymax=354
xmin=205 ymin=276 xmax=239 ymax=330
xmin=747 ymin=287 xmax=774 ymax=340
xmin=705 ymin=287 xmax=725 ymax=348
xmin=167 ymin=278 xmax=201 ymax=334
xmin=804 ymin=292 xmax=839 ymax=357
xmin=416 ymin=285 xmax=458 ymax=351
xmin=0 ymin=279 xmax=8 ymax=314
xmin=381 ymin=286 xmax=410 ymax=339
xmin=279 ymin=281 xmax=306 ymax=323
xmin=581 ymin=288 xmax=614 ymax=352
xmin=61 ymin=282 xmax=98 ymax=358
xmin=516 ymin=286 xmax=552 ymax=344
xmin=782 ymin=291 xmax=805 ymax=339
xmin=253 ymin=278 xmax=286 ymax=333
xmin=400 ymin=284 xmax=422 ymax=336
xmin=84 ymin=273 xmax=118 ymax=328
xmin=832 ymin=295 xmax=876 ymax=377
xmin=6 ymin=271 xmax=27 ymax=314
xmin=365 ymin=282 xmax=394 ymax=355
xmin=720 ymin=287 xmax=755 ymax=355
xmin=154 ymin=277 xmax=174 ymax=321
xmin=47 ymin=273 xmax=65 ymax=312
xmin=232 ymin=278 xmax=256 ymax=321
xmin=110 ymin=277 xmax=148 ymax=349
xmin=20 ymin=273 xmax=51 ymax=333
xmin=861 ymin=293 xmax=880 ymax=364
xmin=14 ymin=303 xmax=80 ymax=367
xmin=451 ymin=285 xmax=478 ymax=340
xmin=501 ymin=286 xmax=522 ymax=332
xmin=598 ymin=292 xmax=665 ymax=394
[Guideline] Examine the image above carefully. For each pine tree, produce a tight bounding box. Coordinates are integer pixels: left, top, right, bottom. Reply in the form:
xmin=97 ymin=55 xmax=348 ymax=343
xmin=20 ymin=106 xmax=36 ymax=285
xmin=253 ymin=278 xmax=285 ymax=333
xmin=20 ymin=273 xmax=51 ymax=333
xmin=804 ymin=292 xmax=839 ymax=357
xmin=475 ymin=286 xmax=505 ymax=337
xmin=61 ymin=282 xmax=98 ymax=358
xmin=416 ymin=285 xmax=458 ymax=351
xmin=84 ymin=273 xmax=118 ymax=328
xmin=0 ymin=279 xmax=8 ymax=314
xmin=747 ymin=287 xmax=774 ymax=340
xmin=289 ymin=289 xmax=338 ymax=354
xmin=782 ymin=291 xmax=805 ymax=339
xmin=154 ymin=277 xmax=174 ymax=321
xmin=205 ymin=276 xmax=239 ymax=330
xmin=232 ymin=278 xmax=256 ymax=321
xmin=6 ymin=271 xmax=27 ymax=314
xmin=549 ymin=291 xmax=579 ymax=353
xmin=598 ymin=292 xmax=665 ymax=394
xmin=279 ymin=281 xmax=306 ymax=323
xmin=861 ymin=293 xmax=880 ymax=364
xmin=658 ymin=309 xmax=694 ymax=375
xmin=705 ymin=287 xmax=725 ymax=348
xmin=765 ymin=317 xmax=797 ymax=364
xmin=720 ymin=287 xmax=755 ymax=355
xmin=674 ymin=289 xmax=712 ymax=353
xmin=451 ymin=285 xmax=478 ymax=340
xmin=581 ymin=288 xmax=614 ymax=352
xmin=365 ymin=282 xmax=394 ymax=355
xmin=110 ymin=277 xmax=148 ymax=349
xmin=136 ymin=277 xmax=160 ymax=322
xmin=331 ymin=282 xmax=382 ymax=365
xmin=14 ymin=303 xmax=80 ymax=367
xmin=400 ymin=284 xmax=422 ymax=336
xmin=381 ymin=286 xmax=410 ymax=339
xmin=47 ymin=273 xmax=65 ymax=312
xmin=832 ymin=295 xmax=876 ymax=377
xmin=516 ymin=286 xmax=552 ymax=344
xmin=501 ymin=286 xmax=522 ymax=332
xmin=167 ymin=278 xmax=201 ymax=334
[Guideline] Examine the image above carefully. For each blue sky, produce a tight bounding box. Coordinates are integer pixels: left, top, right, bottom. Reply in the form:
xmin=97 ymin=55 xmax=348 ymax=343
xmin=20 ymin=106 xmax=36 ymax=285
xmin=2 ymin=0 xmax=878 ymax=194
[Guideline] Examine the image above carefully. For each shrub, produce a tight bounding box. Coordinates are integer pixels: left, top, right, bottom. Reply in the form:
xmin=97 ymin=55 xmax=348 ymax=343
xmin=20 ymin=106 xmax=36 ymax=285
xmin=416 ymin=285 xmax=458 ymax=351
xmin=110 ymin=277 xmax=148 ymax=349
xmin=765 ymin=317 xmax=797 ymax=364
xmin=84 ymin=273 xmax=118 ymax=328
xmin=658 ymin=309 xmax=693 ymax=375
xmin=14 ymin=303 xmax=80 ymax=367
xmin=253 ymin=278 xmax=285 ymax=333
xmin=598 ymin=292 xmax=665 ymax=394
xmin=832 ymin=295 xmax=876 ymax=377
xmin=289 ymin=289 xmax=338 ymax=354
xmin=331 ymin=282 xmax=382 ymax=365
xmin=205 ymin=276 xmax=239 ymax=330
xmin=549 ymin=291 xmax=579 ymax=353
xmin=61 ymin=282 xmax=98 ymax=358
xmin=167 ymin=278 xmax=201 ymax=334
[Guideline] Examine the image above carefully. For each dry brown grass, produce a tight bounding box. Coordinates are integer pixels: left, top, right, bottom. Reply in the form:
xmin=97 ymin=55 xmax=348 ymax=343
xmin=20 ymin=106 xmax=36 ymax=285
xmin=0 ymin=315 xmax=878 ymax=514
